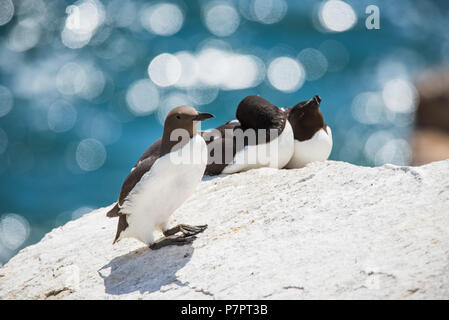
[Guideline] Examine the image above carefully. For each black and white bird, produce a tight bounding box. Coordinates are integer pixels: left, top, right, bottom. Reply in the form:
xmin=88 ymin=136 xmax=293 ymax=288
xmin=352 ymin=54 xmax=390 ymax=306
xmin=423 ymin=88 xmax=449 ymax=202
xmin=106 ymin=106 xmax=214 ymax=250
xmin=202 ymin=95 xmax=293 ymax=176
xmin=283 ymin=95 xmax=333 ymax=168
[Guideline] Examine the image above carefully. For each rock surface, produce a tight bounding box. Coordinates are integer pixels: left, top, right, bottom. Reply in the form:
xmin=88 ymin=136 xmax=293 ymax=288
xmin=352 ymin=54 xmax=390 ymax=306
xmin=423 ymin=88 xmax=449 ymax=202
xmin=1 ymin=160 xmax=449 ymax=299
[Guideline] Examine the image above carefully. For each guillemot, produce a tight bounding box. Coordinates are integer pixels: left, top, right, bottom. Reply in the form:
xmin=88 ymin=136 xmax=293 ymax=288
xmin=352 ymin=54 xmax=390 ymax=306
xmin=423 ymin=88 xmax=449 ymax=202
xmin=202 ymin=95 xmax=293 ymax=176
xmin=284 ymin=95 xmax=333 ymax=168
xmin=106 ymin=106 xmax=214 ymax=250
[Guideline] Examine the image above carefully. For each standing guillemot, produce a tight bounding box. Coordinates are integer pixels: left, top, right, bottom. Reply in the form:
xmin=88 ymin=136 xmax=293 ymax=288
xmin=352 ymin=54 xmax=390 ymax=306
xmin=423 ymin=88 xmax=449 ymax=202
xmin=106 ymin=106 xmax=214 ymax=250
xmin=284 ymin=95 xmax=333 ymax=168
xmin=202 ymin=95 xmax=293 ymax=176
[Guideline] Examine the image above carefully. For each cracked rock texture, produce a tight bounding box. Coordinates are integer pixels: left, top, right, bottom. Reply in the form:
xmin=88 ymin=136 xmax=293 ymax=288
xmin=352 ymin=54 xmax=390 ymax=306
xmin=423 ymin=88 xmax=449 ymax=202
xmin=1 ymin=160 xmax=449 ymax=299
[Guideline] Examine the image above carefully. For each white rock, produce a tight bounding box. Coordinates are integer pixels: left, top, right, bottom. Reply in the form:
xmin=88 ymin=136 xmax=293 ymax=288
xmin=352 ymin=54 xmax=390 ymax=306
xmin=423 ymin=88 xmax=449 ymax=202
xmin=1 ymin=160 xmax=449 ymax=299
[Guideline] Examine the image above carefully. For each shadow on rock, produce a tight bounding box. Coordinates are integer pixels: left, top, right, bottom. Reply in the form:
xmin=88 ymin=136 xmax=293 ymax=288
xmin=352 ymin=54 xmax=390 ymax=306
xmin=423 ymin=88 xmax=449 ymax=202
xmin=98 ymin=244 xmax=193 ymax=295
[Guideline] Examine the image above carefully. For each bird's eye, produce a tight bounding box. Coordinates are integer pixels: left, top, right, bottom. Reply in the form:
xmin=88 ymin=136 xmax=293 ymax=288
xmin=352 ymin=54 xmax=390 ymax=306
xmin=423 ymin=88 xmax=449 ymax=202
xmin=176 ymin=115 xmax=181 ymax=120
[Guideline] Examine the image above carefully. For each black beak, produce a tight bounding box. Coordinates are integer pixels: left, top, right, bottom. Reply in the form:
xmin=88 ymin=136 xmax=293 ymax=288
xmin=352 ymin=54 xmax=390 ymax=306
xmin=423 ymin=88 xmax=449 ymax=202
xmin=304 ymin=95 xmax=322 ymax=109
xmin=194 ymin=112 xmax=215 ymax=121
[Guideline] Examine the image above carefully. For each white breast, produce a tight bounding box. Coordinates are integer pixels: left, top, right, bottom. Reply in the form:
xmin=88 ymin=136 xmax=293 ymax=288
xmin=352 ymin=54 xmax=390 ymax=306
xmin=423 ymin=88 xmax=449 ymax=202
xmin=222 ymin=121 xmax=294 ymax=174
xmin=285 ymin=126 xmax=333 ymax=169
xmin=119 ymin=135 xmax=207 ymax=245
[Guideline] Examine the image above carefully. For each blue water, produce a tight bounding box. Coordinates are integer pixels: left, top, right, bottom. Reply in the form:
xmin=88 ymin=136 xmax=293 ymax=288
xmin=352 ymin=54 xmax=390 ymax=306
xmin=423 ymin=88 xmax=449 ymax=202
xmin=1 ymin=0 xmax=448 ymax=263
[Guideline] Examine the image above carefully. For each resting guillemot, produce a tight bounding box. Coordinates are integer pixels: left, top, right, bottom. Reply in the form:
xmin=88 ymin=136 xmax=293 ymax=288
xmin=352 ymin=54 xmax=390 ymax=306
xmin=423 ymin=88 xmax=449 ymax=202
xmin=106 ymin=106 xmax=214 ymax=250
xmin=284 ymin=95 xmax=333 ymax=168
xmin=202 ymin=95 xmax=293 ymax=176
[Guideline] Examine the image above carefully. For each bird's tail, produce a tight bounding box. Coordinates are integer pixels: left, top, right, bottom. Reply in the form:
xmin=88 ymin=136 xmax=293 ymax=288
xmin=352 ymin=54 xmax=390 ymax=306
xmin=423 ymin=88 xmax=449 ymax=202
xmin=112 ymin=215 xmax=128 ymax=244
xmin=106 ymin=203 xmax=120 ymax=217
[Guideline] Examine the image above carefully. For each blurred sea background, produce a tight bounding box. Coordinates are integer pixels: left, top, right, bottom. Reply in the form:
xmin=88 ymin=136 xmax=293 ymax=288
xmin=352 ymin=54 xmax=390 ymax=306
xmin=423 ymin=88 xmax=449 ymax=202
xmin=1 ymin=0 xmax=449 ymax=264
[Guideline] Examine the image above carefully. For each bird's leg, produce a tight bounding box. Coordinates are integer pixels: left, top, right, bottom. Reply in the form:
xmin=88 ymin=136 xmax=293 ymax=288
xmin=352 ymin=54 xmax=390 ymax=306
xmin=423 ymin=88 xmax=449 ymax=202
xmin=149 ymin=235 xmax=197 ymax=250
xmin=163 ymin=224 xmax=208 ymax=237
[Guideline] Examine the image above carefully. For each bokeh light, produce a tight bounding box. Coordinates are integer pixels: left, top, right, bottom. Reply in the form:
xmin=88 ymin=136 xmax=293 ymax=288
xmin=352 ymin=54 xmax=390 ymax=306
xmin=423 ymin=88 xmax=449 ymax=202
xmin=62 ymin=0 xmax=105 ymax=49
xmin=56 ymin=62 xmax=105 ymax=100
xmin=7 ymin=19 xmax=41 ymax=52
xmin=196 ymin=47 xmax=230 ymax=86
xmin=56 ymin=62 xmax=87 ymax=96
xmin=79 ymin=65 xmax=105 ymax=100
xmin=0 ymin=213 xmax=30 ymax=251
xmin=319 ymin=0 xmax=357 ymax=32
xmin=148 ymin=53 xmax=182 ymax=87
xmin=174 ymin=51 xmax=200 ymax=88
xmin=382 ymin=78 xmax=418 ymax=113
xmin=239 ymin=0 xmax=287 ymax=24
xmin=140 ymin=3 xmax=184 ymax=36
xmin=203 ymin=2 xmax=240 ymax=37
xmin=376 ymin=59 xmax=409 ymax=86
xmin=298 ymin=48 xmax=328 ymax=81
xmin=0 ymin=0 xmax=14 ymax=26
xmin=223 ymin=54 xmax=265 ymax=90
xmin=253 ymin=0 xmax=288 ymax=24
xmin=351 ymin=92 xmax=385 ymax=125
xmin=364 ymin=130 xmax=394 ymax=162
xmin=267 ymin=57 xmax=305 ymax=92
xmin=126 ymin=79 xmax=160 ymax=116
xmin=47 ymin=100 xmax=78 ymax=133
xmin=76 ymin=138 xmax=107 ymax=171
xmin=375 ymin=139 xmax=411 ymax=166
xmin=186 ymin=85 xmax=219 ymax=106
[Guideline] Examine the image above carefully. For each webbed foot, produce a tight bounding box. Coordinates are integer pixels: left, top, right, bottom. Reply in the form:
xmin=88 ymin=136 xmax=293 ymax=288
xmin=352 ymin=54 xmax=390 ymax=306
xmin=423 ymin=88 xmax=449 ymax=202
xmin=149 ymin=235 xmax=197 ymax=250
xmin=163 ymin=224 xmax=208 ymax=237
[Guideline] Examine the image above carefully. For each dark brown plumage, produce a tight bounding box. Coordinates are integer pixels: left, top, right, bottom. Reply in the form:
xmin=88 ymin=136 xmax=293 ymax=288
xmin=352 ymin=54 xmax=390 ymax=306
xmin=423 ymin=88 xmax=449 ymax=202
xmin=285 ymin=95 xmax=327 ymax=142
